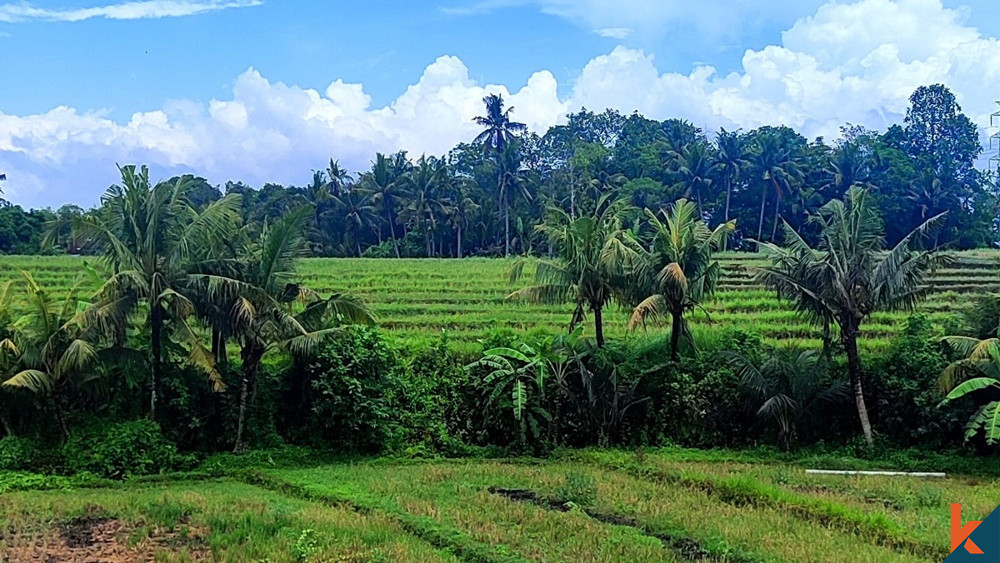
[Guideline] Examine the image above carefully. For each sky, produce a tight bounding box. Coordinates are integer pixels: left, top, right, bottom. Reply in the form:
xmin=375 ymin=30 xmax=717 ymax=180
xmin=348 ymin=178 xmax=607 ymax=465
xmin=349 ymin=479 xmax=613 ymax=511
xmin=1 ymin=0 xmax=1000 ymax=209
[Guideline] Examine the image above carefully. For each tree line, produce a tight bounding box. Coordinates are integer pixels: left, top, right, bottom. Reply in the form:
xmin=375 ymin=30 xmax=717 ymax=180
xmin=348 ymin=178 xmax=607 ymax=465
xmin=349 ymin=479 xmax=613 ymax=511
xmin=0 ymin=83 xmax=995 ymax=257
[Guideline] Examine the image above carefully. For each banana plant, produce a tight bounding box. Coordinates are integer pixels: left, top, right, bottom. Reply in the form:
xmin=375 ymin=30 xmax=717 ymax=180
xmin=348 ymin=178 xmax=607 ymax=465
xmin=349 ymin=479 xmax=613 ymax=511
xmin=471 ymin=340 xmax=553 ymax=447
xmin=939 ymin=336 xmax=1000 ymax=445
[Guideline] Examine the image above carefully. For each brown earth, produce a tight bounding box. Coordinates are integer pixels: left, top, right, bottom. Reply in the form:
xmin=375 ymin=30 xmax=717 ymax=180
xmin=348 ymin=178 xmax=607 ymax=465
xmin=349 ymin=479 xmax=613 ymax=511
xmin=2 ymin=511 xmax=210 ymax=562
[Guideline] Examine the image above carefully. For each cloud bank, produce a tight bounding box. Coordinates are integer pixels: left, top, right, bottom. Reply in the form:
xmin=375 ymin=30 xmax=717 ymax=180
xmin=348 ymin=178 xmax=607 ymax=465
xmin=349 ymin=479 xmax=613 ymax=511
xmin=1 ymin=0 xmax=999 ymax=208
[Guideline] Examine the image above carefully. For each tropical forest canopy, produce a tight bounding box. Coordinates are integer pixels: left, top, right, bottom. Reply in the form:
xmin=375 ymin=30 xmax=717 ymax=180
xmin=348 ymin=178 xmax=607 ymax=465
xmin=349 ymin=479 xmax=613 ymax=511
xmin=0 ymin=83 xmax=995 ymax=257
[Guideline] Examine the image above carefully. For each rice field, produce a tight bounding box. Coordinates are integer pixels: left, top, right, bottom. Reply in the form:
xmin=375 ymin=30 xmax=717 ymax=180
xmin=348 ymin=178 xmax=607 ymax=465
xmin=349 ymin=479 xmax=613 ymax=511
xmin=2 ymin=452 xmax=990 ymax=561
xmin=1 ymin=251 xmax=998 ymax=351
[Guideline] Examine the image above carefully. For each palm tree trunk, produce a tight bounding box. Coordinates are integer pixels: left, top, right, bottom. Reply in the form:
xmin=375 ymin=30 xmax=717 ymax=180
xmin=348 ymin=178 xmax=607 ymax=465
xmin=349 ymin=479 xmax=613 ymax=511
xmin=0 ymin=413 xmax=12 ymax=437
xmin=52 ymin=393 xmax=70 ymax=440
xmin=504 ymin=190 xmax=510 ymax=258
xmin=234 ymin=345 xmax=262 ymax=454
xmin=757 ymin=190 xmax=767 ymax=244
xmin=771 ymin=195 xmax=781 ymax=242
xmin=842 ymin=321 xmax=873 ymax=445
xmin=670 ymin=311 xmax=683 ymax=361
xmin=723 ymin=176 xmax=732 ymax=251
xmin=593 ymin=305 xmax=605 ymax=348
xmin=356 ymin=239 xmax=363 ymax=258
xmin=696 ymin=184 xmax=704 ymax=219
xmin=150 ymin=306 xmax=163 ymax=421
xmin=387 ymin=208 xmax=400 ymax=258
xmin=456 ymin=226 xmax=463 ymax=259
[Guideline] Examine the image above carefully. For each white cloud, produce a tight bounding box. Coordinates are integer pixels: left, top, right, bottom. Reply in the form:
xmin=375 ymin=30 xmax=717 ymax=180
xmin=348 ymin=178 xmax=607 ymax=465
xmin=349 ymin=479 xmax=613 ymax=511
xmin=596 ymin=27 xmax=632 ymax=39
xmin=2 ymin=0 xmax=1000 ymax=209
xmin=0 ymin=0 xmax=261 ymax=23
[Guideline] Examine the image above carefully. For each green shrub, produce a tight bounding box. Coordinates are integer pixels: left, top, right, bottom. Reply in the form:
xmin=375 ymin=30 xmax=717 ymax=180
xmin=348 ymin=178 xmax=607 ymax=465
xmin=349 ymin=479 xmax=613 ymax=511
xmin=62 ymin=420 xmax=194 ymax=479
xmin=556 ymin=471 xmax=598 ymax=506
xmin=0 ymin=435 xmax=39 ymax=471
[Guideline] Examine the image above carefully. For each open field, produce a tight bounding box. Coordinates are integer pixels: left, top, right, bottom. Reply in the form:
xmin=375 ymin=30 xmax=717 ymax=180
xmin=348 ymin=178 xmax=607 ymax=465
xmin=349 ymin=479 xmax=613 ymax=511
xmin=2 ymin=451 xmax=989 ymax=562
xmin=1 ymin=251 xmax=998 ymax=351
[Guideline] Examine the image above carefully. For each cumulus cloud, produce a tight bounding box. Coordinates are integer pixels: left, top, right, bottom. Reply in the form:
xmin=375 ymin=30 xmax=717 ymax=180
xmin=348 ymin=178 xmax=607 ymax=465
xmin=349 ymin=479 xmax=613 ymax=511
xmin=0 ymin=0 xmax=261 ymax=23
xmin=2 ymin=0 xmax=1000 ymax=209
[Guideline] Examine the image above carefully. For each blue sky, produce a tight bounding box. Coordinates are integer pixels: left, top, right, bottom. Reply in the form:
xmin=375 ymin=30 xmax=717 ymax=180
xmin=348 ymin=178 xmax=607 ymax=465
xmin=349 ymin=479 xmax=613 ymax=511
xmin=1 ymin=0 xmax=999 ymax=208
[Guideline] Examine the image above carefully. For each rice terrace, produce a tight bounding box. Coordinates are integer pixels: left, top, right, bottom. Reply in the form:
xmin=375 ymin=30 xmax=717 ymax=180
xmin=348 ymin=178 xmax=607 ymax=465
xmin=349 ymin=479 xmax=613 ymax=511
xmin=5 ymin=0 xmax=1000 ymax=561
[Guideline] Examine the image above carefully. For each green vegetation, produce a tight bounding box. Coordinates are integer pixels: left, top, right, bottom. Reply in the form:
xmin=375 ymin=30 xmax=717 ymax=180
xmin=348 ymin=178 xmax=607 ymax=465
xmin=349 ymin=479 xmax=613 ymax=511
xmin=0 ymin=251 xmax=996 ymax=350
xmin=4 ymin=453 xmax=991 ymax=562
xmin=0 ymin=84 xmax=998 ymax=561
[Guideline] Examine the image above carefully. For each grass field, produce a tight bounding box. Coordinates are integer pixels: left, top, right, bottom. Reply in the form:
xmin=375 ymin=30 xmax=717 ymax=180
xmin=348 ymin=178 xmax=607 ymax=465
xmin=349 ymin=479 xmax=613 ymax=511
xmin=1 ymin=451 xmax=990 ymax=562
xmin=1 ymin=251 xmax=998 ymax=351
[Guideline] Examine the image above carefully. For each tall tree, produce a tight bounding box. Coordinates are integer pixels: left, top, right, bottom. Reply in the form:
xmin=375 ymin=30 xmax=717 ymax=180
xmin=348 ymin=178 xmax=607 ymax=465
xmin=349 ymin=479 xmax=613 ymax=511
xmin=217 ymin=205 xmax=375 ymax=452
xmin=67 ymin=165 xmax=241 ymax=419
xmin=715 ymin=128 xmax=749 ymax=239
xmin=755 ymin=187 xmax=946 ymax=444
xmin=750 ymin=128 xmax=805 ymax=243
xmin=1 ymin=273 xmax=99 ymax=439
xmin=474 ymin=93 xmax=527 ymax=256
xmin=399 ymin=156 xmax=449 ymax=257
xmin=360 ymin=153 xmax=406 ymax=258
xmin=670 ymin=140 xmax=720 ymax=218
xmin=629 ymin=199 xmax=734 ymax=359
xmin=510 ymin=197 xmax=639 ymax=347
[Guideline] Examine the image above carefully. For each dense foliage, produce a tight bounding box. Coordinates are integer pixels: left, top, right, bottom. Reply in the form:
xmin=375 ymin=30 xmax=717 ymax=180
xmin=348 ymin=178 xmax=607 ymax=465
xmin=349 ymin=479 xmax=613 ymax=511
xmin=0 ymin=82 xmax=997 ymax=478
xmin=0 ymin=84 xmax=996 ymax=259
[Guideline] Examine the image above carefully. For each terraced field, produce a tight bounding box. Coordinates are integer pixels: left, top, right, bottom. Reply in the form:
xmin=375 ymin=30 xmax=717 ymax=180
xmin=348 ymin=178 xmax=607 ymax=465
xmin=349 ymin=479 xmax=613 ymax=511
xmin=1 ymin=251 xmax=998 ymax=351
xmin=2 ymin=452 xmax=990 ymax=561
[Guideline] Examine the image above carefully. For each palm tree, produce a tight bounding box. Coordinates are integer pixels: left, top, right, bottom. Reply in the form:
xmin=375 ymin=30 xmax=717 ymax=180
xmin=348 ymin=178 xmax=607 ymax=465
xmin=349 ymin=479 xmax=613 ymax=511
xmin=67 ymin=165 xmax=242 ymax=420
xmin=325 ymin=159 xmax=352 ymax=198
xmin=337 ymin=189 xmax=378 ymax=257
xmin=725 ymin=347 xmax=848 ymax=450
xmin=670 ymin=140 xmax=720 ymax=219
xmin=715 ymin=129 xmax=749 ymax=244
xmin=474 ymin=93 xmax=527 ymax=257
xmin=510 ymin=197 xmax=639 ymax=348
xmin=629 ymin=199 xmax=734 ymax=360
xmin=1 ymin=273 xmax=99 ymax=439
xmin=938 ymin=336 xmax=1000 ymax=445
xmin=446 ymin=185 xmax=480 ymax=259
xmin=360 ymin=153 xmax=405 ymax=258
xmin=751 ymin=132 xmax=804 ymax=243
xmin=399 ymin=156 xmax=449 ymax=257
xmin=754 ymin=187 xmax=947 ymax=445
xmin=217 ymin=205 xmax=375 ymax=452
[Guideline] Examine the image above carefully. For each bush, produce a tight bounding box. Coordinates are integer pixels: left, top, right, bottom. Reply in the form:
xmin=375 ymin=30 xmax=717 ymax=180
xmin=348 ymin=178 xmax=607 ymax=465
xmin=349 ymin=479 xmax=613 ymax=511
xmin=866 ymin=315 xmax=967 ymax=447
xmin=281 ymin=327 xmax=399 ymax=453
xmin=556 ymin=471 xmax=598 ymax=506
xmin=0 ymin=436 xmax=39 ymax=471
xmin=62 ymin=420 xmax=195 ymax=479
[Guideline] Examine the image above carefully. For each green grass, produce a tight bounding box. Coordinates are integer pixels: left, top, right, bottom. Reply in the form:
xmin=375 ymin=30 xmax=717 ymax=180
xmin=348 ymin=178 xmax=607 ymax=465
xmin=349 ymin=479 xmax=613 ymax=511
xmin=3 ymin=452 xmax=993 ymax=562
xmin=1 ymin=251 xmax=998 ymax=350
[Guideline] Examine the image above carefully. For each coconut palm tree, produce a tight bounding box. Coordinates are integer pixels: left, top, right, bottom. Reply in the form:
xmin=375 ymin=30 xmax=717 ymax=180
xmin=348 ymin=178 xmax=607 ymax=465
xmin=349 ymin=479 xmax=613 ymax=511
xmin=1 ymin=273 xmax=99 ymax=439
xmin=629 ymin=198 xmax=734 ymax=360
xmin=511 ymin=196 xmax=640 ymax=347
xmin=725 ymin=347 xmax=848 ymax=450
xmin=474 ymin=93 xmax=527 ymax=257
xmin=754 ymin=187 xmax=947 ymax=445
xmin=670 ymin=140 xmax=720 ymax=219
xmin=214 ymin=205 xmax=375 ymax=452
xmin=445 ymin=184 xmax=480 ymax=259
xmin=337 ymin=189 xmax=378 ymax=257
xmin=399 ymin=156 xmax=449 ymax=257
xmin=715 ymin=128 xmax=749 ymax=243
xmin=66 ymin=164 xmax=242 ymax=420
xmin=751 ymin=131 xmax=805 ymax=243
xmin=359 ymin=153 xmax=405 ymax=258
